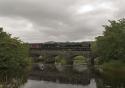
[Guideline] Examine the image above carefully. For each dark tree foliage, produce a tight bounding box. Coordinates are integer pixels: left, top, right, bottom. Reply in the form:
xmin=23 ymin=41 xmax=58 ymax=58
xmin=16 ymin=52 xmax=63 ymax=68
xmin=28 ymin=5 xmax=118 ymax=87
xmin=0 ymin=27 xmax=32 ymax=87
xmin=95 ymin=18 xmax=125 ymax=63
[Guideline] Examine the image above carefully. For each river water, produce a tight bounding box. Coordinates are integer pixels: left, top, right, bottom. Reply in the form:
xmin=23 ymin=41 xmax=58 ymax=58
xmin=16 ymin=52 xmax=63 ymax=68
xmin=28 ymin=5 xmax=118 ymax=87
xmin=20 ymin=64 xmax=125 ymax=88
xmin=22 ymin=79 xmax=96 ymax=88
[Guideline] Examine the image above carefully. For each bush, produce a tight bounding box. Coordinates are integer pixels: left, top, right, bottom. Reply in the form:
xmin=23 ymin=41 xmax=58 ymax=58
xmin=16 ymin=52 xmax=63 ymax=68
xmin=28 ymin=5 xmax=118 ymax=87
xmin=55 ymin=55 xmax=67 ymax=65
xmin=100 ymin=60 xmax=125 ymax=83
xmin=73 ymin=56 xmax=87 ymax=65
xmin=0 ymin=28 xmax=32 ymax=87
xmin=94 ymin=18 xmax=125 ymax=63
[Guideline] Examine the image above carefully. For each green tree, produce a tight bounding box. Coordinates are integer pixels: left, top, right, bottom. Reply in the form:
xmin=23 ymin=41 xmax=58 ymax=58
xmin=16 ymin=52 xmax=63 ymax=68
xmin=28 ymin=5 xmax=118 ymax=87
xmin=73 ymin=55 xmax=87 ymax=65
xmin=95 ymin=18 xmax=125 ymax=63
xmin=0 ymin=28 xmax=32 ymax=87
xmin=55 ymin=55 xmax=66 ymax=65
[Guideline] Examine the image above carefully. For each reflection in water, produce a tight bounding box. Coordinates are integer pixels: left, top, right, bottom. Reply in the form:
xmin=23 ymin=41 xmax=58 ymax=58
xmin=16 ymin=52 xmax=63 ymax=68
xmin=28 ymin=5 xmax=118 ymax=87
xmin=22 ymin=79 xmax=96 ymax=88
xmin=23 ymin=80 xmax=96 ymax=88
xmin=21 ymin=64 xmax=96 ymax=88
xmin=29 ymin=64 xmax=91 ymax=85
xmin=20 ymin=64 xmax=125 ymax=88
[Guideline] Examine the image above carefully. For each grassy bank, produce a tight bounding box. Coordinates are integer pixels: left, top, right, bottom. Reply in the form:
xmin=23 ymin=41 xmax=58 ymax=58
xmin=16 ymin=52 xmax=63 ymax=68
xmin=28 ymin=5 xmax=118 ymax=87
xmin=97 ymin=60 xmax=125 ymax=81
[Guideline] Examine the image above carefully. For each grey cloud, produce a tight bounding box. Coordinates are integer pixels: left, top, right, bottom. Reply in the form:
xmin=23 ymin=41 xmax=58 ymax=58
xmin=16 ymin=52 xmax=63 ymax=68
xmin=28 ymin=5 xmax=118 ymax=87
xmin=0 ymin=0 xmax=125 ymax=42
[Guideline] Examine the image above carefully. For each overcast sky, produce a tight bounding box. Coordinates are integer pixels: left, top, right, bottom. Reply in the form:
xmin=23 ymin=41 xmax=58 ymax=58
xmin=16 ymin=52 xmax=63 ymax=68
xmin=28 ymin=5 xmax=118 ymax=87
xmin=0 ymin=0 xmax=124 ymax=43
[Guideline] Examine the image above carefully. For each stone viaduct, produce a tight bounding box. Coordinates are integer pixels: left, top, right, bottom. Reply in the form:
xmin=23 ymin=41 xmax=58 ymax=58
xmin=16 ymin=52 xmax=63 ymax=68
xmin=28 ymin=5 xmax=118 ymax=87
xmin=29 ymin=41 xmax=92 ymax=65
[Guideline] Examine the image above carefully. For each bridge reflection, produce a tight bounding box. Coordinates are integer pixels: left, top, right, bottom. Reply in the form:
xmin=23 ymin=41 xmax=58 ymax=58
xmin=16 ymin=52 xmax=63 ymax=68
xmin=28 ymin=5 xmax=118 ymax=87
xmin=29 ymin=64 xmax=92 ymax=85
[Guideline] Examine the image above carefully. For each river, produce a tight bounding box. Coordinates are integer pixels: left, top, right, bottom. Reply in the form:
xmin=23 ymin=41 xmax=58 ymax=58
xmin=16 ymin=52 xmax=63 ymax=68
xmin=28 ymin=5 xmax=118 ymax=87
xmin=22 ymin=79 xmax=96 ymax=88
xmin=20 ymin=64 xmax=125 ymax=88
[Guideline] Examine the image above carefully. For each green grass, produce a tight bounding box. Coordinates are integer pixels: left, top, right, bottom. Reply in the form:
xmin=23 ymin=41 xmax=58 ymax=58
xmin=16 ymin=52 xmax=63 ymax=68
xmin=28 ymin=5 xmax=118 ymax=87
xmin=102 ymin=60 xmax=125 ymax=72
xmin=99 ymin=60 xmax=125 ymax=81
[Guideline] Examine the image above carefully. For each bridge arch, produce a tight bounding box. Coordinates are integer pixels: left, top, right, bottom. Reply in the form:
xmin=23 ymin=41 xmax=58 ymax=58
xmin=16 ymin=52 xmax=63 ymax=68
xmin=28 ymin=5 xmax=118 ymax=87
xmin=29 ymin=42 xmax=92 ymax=65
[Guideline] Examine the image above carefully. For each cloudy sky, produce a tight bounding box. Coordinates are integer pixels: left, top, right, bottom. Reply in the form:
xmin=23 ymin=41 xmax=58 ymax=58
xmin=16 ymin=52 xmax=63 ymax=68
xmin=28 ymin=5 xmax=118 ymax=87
xmin=0 ymin=0 xmax=124 ymax=43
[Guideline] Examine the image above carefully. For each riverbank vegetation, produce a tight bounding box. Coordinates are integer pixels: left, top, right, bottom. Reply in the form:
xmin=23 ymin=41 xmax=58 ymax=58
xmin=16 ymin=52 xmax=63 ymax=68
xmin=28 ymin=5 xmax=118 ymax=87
xmin=92 ymin=18 xmax=125 ymax=74
xmin=73 ymin=56 xmax=87 ymax=65
xmin=0 ymin=28 xmax=32 ymax=88
xmin=55 ymin=55 xmax=67 ymax=65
